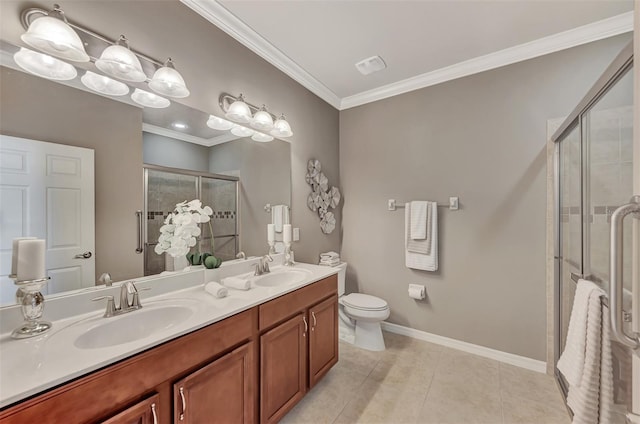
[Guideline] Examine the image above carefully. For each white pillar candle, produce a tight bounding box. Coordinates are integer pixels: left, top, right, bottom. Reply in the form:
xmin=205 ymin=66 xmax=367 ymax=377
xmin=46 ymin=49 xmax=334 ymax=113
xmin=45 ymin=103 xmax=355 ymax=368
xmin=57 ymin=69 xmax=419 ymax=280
xmin=17 ymin=239 xmax=46 ymax=281
xmin=283 ymin=224 xmax=292 ymax=244
xmin=267 ymin=224 xmax=275 ymax=243
xmin=11 ymin=237 xmax=36 ymax=276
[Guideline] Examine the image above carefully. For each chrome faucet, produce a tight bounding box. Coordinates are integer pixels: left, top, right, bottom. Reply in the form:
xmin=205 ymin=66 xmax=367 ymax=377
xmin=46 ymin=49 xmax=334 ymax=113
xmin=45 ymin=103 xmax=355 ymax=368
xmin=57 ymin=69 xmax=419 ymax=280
xmin=92 ymin=281 xmax=148 ymax=318
xmin=253 ymin=255 xmax=273 ymax=276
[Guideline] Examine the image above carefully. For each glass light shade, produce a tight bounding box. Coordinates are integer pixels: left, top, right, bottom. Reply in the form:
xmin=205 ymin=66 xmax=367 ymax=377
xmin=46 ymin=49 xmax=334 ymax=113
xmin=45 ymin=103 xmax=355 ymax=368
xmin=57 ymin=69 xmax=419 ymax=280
xmin=81 ymin=71 xmax=129 ymax=96
xmin=149 ymin=59 xmax=189 ymax=98
xmin=21 ymin=14 xmax=89 ymax=63
xmin=206 ymin=115 xmax=234 ymax=131
xmin=95 ymin=36 xmax=146 ymax=82
xmin=251 ymin=106 xmax=274 ymax=131
xmin=230 ymin=125 xmax=254 ymax=137
xmin=131 ymin=88 xmax=170 ymax=108
xmin=252 ymin=132 xmax=274 ymax=142
xmin=225 ymin=95 xmax=252 ymax=123
xmin=13 ymin=48 xmax=77 ymax=81
xmin=270 ymin=115 xmax=293 ymax=138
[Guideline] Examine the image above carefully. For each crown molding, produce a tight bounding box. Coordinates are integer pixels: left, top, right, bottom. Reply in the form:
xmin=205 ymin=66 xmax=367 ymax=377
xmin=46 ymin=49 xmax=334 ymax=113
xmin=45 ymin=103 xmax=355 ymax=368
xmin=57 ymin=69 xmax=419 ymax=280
xmin=340 ymin=11 xmax=633 ymax=109
xmin=180 ymin=0 xmax=342 ymax=109
xmin=143 ymin=123 xmax=240 ymax=147
xmin=181 ymin=2 xmax=632 ymax=111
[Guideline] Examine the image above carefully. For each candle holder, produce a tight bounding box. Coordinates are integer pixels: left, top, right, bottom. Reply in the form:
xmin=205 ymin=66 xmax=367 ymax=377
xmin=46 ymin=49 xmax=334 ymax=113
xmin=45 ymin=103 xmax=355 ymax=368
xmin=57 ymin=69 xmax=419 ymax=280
xmin=267 ymin=240 xmax=276 ymax=255
xmin=283 ymin=243 xmax=295 ymax=267
xmin=10 ymin=276 xmax=52 ymax=339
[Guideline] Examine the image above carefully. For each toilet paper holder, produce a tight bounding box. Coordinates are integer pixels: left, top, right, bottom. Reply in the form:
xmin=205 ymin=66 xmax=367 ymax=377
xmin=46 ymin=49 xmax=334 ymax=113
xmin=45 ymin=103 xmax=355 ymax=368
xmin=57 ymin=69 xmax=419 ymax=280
xmin=408 ymin=284 xmax=426 ymax=300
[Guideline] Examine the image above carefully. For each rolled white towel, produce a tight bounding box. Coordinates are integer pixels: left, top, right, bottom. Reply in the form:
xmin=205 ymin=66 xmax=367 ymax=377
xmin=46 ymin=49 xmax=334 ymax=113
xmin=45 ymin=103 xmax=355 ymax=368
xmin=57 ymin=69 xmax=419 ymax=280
xmin=221 ymin=276 xmax=251 ymax=290
xmin=205 ymin=281 xmax=228 ymax=298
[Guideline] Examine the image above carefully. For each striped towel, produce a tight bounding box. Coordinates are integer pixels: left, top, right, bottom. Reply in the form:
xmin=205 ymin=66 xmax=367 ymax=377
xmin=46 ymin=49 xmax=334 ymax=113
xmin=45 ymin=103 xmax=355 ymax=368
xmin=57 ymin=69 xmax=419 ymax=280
xmin=558 ymin=279 xmax=613 ymax=424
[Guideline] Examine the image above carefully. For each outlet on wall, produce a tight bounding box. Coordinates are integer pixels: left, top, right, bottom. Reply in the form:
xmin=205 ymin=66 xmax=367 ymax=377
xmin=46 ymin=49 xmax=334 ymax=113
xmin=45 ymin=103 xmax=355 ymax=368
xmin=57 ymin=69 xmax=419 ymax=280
xmin=293 ymin=227 xmax=300 ymax=241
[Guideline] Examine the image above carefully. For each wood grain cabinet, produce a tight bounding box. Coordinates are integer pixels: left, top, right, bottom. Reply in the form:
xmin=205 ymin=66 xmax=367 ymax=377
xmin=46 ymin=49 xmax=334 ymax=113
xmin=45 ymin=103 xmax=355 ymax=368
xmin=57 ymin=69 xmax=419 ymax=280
xmin=173 ymin=343 xmax=254 ymax=423
xmin=101 ymin=394 xmax=160 ymax=424
xmin=308 ymin=295 xmax=338 ymax=389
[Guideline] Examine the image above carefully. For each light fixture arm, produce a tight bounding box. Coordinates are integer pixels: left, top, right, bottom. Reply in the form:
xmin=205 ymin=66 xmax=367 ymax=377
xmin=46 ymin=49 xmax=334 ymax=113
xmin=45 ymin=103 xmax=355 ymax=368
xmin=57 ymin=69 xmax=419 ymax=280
xmin=20 ymin=6 xmax=164 ymax=68
xmin=219 ymin=92 xmax=280 ymax=121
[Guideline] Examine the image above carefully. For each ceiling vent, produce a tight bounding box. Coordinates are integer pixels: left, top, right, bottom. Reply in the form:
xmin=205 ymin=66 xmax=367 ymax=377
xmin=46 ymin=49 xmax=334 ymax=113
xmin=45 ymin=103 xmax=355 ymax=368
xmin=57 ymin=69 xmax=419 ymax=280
xmin=355 ymin=55 xmax=386 ymax=76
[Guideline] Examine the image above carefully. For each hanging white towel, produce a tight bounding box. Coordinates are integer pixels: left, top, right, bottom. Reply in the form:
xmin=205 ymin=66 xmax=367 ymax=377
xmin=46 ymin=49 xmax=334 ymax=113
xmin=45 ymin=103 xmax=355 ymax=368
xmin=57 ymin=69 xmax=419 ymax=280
xmin=410 ymin=201 xmax=428 ymax=239
xmin=271 ymin=204 xmax=290 ymax=233
xmin=405 ymin=204 xmax=438 ymax=271
xmin=557 ymin=279 xmax=613 ymax=424
xmin=406 ymin=202 xmax=433 ymax=255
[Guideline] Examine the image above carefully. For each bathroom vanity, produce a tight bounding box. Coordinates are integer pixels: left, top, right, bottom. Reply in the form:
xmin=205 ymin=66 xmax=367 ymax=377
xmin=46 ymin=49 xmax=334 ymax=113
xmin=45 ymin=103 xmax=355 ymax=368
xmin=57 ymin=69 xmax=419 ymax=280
xmin=0 ymin=261 xmax=338 ymax=424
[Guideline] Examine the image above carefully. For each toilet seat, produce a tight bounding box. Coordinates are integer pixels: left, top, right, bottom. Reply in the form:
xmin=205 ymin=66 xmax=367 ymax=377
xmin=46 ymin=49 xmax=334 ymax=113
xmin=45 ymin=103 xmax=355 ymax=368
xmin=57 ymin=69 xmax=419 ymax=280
xmin=342 ymin=293 xmax=388 ymax=311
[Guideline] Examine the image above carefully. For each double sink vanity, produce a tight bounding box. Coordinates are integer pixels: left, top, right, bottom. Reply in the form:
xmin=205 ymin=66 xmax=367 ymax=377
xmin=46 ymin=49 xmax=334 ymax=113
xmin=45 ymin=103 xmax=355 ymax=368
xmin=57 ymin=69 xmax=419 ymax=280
xmin=0 ymin=256 xmax=339 ymax=423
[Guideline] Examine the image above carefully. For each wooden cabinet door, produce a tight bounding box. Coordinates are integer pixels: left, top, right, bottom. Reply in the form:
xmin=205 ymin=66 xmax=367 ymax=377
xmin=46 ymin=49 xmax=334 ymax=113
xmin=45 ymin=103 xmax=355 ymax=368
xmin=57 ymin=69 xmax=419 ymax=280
xmin=308 ymin=295 xmax=338 ymax=388
xmin=101 ymin=393 xmax=159 ymax=424
xmin=173 ymin=342 xmax=254 ymax=424
xmin=260 ymin=313 xmax=307 ymax=424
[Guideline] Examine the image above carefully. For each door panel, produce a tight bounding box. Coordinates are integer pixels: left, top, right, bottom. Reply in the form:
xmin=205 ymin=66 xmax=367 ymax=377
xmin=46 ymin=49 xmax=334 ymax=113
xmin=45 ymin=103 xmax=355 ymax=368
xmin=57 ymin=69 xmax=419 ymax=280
xmin=309 ymin=295 xmax=338 ymax=388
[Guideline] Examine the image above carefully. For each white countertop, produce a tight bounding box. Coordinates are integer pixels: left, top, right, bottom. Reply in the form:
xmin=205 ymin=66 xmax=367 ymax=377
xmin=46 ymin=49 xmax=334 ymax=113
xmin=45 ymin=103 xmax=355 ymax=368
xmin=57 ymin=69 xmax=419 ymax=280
xmin=0 ymin=262 xmax=339 ymax=409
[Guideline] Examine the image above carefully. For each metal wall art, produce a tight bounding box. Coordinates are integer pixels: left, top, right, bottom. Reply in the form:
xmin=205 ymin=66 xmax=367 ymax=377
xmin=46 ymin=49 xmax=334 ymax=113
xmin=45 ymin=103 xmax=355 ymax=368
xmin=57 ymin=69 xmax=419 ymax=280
xmin=306 ymin=159 xmax=340 ymax=234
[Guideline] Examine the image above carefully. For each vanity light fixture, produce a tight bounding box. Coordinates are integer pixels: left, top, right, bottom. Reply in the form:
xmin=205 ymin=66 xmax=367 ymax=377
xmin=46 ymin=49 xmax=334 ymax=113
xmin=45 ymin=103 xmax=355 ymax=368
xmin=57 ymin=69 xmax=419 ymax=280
xmin=131 ymin=88 xmax=170 ymax=109
xmin=149 ymin=58 xmax=190 ymax=99
xmin=206 ymin=115 xmax=234 ymax=131
xmin=219 ymin=93 xmax=293 ymax=139
xmin=13 ymin=47 xmax=77 ymax=81
xmin=20 ymin=4 xmax=89 ymax=63
xmin=81 ymin=71 xmax=129 ymax=96
xmin=230 ymin=124 xmax=254 ymax=137
xmin=251 ymin=132 xmax=274 ymax=142
xmin=225 ymin=94 xmax=252 ymax=124
xmin=95 ymin=35 xmax=147 ymax=83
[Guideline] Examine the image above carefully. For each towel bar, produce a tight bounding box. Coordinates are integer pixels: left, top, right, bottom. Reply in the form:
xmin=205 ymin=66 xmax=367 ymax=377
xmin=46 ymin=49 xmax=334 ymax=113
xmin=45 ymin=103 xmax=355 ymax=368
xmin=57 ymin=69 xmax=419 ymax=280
xmin=569 ymin=272 xmax=632 ymax=323
xmin=388 ymin=198 xmax=459 ymax=211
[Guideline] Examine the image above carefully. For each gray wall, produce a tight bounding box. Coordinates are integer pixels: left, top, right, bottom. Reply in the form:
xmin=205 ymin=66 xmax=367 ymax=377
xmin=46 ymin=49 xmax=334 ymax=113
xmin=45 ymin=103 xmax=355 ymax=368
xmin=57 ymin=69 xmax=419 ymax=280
xmin=339 ymin=34 xmax=631 ymax=361
xmin=0 ymin=66 xmax=144 ymax=282
xmin=209 ymin=139 xmax=291 ymax=256
xmin=143 ymin=132 xmax=210 ymax=172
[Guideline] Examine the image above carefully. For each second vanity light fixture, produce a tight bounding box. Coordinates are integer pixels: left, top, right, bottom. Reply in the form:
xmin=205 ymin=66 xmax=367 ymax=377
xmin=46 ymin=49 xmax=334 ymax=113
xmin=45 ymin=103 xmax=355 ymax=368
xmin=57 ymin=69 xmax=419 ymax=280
xmin=16 ymin=4 xmax=189 ymax=108
xmin=207 ymin=93 xmax=294 ymax=142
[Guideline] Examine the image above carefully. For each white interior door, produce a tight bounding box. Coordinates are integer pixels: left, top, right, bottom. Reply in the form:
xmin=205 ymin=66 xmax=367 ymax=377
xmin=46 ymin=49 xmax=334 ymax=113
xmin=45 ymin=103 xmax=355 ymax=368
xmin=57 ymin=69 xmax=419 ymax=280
xmin=0 ymin=135 xmax=95 ymax=303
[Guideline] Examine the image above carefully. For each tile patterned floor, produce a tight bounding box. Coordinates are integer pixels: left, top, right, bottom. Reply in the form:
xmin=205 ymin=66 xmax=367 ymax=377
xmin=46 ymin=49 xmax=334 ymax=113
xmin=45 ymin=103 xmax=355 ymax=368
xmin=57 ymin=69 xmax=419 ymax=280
xmin=281 ymin=332 xmax=570 ymax=424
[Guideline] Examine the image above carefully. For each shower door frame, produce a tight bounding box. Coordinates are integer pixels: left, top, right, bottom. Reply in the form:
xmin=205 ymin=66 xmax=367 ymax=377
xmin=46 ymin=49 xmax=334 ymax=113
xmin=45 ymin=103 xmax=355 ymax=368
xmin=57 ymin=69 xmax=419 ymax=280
xmin=142 ymin=164 xmax=240 ymax=275
xmin=552 ymin=41 xmax=634 ymax=401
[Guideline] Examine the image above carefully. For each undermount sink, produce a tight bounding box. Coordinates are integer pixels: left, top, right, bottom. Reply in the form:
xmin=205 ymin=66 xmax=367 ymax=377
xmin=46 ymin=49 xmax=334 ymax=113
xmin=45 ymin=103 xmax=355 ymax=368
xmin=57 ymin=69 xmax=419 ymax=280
xmin=74 ymin=302 xmax=197 ymax=350
xmin=252 ymin=268 xmax=312 ymax=287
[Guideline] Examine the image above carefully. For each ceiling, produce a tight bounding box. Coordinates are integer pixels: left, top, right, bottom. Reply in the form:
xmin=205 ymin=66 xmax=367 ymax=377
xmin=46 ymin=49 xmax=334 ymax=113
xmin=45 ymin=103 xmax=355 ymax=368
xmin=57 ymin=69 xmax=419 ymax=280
xmin=183 ymin=0 xmax=634 ymax=110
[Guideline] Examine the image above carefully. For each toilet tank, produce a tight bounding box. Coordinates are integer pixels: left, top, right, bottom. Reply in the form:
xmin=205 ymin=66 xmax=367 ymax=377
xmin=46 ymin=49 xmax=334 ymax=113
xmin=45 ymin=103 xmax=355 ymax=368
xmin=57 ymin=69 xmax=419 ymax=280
xmin=335 ymin=262 xmax=347 ymax=296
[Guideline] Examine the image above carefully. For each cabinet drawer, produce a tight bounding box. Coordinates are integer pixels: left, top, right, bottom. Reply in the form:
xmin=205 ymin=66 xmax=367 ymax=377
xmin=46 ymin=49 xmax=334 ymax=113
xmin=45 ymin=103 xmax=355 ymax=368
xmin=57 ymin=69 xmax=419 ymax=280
xmin=259 ymin=275 xmax=337 ymax=331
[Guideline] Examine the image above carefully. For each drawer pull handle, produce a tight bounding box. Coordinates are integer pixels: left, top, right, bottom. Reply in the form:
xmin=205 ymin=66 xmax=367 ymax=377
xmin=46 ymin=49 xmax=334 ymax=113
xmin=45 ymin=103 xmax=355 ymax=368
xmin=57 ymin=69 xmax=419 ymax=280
xmin=302 ymin=316 xmax=308 ymax=336
xmin=179 ymin=387 xmax=186 ymax=421
xmin=151 ymin=402 xmax=158 ymax=424
xmin=311 ymin=312 xmax=317 ymax=331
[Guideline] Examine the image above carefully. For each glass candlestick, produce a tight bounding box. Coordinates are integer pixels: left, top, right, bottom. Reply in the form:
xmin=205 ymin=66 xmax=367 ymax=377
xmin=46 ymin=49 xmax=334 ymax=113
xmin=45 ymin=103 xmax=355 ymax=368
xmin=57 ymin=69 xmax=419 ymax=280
xmin=268 ymin=240 xmax=276 ymax=255
xmin=10 ymin=276 xmax=52 ymax=339
xmin=283 ymin=243 xmax=295 ymax=267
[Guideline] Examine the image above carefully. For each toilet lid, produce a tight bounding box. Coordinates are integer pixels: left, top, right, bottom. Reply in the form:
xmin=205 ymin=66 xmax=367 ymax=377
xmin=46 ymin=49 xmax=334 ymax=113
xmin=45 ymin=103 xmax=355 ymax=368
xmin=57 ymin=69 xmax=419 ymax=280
xmin=342 ymin=293 xmax=388 ymax=311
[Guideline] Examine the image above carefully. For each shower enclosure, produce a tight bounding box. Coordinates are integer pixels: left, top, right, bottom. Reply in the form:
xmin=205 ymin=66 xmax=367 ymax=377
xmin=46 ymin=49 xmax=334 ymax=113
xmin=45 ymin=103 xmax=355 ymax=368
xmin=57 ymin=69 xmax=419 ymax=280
xmin=143 ymin=165 xmax=239 ymax=276
xmin=553 ymin=42 xmax=638 ymax=422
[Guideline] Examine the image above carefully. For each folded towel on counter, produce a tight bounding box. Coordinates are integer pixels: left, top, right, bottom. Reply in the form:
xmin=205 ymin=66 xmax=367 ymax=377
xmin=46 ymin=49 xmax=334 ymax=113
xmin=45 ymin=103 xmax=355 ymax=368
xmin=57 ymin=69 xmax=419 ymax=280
xmin=558 ymin=279 xmax=613 ymax=424
xmin=320 ymin=251 xmax=340 ymax=260
xmin=205 ymin=281 xmax=228 ymax=298
xmin=319 ymin=258 xmax=340 ymax=266
xmin=410 ymin=201 xmax=428 ymax=239
xmin=221 ymin=276 xmax=251 ymax=290
xmin=405 ymin=203 xmax=438 ymax=271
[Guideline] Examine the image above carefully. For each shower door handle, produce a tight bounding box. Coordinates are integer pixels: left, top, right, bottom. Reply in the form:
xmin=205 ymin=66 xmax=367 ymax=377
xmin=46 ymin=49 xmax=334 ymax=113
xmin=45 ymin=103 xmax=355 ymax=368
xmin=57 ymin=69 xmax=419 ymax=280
xmin=609 ymin=196 xmax=640 ymax=350
xmin=135 ymin=210 xmax=143 ymax=254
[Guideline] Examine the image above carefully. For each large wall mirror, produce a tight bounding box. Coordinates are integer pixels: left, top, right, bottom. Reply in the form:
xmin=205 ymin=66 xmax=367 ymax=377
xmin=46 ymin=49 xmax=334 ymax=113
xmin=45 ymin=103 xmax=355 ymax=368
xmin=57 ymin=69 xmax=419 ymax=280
xmin=0 ymin=42 xmax=292 ymax=306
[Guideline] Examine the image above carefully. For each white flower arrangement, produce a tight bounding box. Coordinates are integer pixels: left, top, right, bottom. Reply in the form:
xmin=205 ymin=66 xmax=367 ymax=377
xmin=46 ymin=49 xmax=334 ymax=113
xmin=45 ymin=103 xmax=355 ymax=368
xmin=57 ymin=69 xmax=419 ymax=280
xmin=154 ymin=199 xmax=213 ymax=258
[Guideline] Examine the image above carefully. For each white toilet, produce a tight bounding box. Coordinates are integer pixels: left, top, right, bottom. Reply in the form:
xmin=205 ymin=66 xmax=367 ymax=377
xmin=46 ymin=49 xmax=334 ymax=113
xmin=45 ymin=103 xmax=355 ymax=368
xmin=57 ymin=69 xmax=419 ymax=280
xmin=336 ymin=262 xmax=390 ymax=351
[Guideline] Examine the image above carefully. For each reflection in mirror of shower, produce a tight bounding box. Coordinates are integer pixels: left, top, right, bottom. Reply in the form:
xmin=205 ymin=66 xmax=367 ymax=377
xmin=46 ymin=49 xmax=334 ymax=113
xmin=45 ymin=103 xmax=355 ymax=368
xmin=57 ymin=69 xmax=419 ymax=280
xmin=146 ymin=170 xmax=198 ymax=276
xmin=200 ymin=177 xmax=238 ymax=262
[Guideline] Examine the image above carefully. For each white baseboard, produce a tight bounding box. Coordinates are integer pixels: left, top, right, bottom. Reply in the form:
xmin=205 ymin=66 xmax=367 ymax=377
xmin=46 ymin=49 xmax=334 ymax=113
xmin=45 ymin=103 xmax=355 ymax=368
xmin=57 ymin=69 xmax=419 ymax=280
xmin=381 ymin=322 xmax=547 ymax=374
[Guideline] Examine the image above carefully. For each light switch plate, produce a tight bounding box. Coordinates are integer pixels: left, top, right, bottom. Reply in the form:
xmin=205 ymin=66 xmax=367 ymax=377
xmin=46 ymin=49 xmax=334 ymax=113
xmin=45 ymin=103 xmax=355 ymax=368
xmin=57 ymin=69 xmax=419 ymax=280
xmin=293 ymin=227 xmax=300 ymax=241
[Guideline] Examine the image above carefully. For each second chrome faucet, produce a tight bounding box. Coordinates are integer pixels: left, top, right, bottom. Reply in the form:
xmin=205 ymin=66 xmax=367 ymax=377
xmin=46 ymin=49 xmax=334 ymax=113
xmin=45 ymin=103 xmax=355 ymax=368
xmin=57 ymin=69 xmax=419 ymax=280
xmin=92 ymin=281 xmax=148 ymax=318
